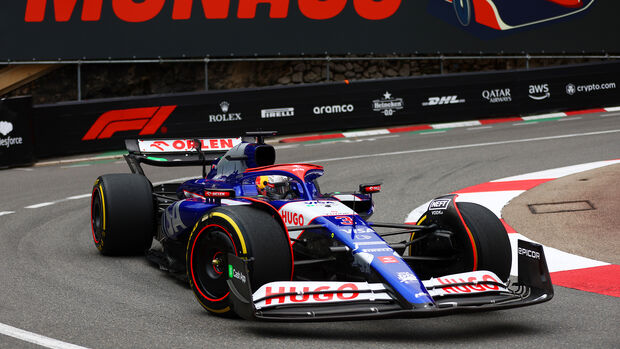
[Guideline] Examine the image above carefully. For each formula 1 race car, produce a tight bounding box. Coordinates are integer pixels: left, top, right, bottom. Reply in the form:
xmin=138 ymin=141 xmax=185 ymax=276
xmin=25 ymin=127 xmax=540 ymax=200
xmin=442 ymin=0 xmax=595 ymax=30
xmin=90 ymin=132 xmax=553 ymax=321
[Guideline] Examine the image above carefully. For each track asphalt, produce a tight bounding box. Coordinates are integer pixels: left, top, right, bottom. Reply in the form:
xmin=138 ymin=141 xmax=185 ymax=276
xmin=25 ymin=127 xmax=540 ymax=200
xmin=1 ymin=107 xmax=618 ymax=348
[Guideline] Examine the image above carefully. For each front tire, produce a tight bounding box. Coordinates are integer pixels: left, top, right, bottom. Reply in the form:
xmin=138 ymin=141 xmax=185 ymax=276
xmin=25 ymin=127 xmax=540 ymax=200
xmin=410 ymin=202 xmax=511 ymax=281
xmin=186 ymin=206 xmax=293 ymax=316
xmin=90 ymin=174 xmax=155 ymax=255
xmin=457 ymin=202 xmax=511 ymax=281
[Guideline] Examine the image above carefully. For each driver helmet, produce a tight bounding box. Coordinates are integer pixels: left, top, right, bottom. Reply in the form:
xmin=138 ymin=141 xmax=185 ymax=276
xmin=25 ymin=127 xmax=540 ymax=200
xmin=255 ymin=175 xmax=292 ymax=200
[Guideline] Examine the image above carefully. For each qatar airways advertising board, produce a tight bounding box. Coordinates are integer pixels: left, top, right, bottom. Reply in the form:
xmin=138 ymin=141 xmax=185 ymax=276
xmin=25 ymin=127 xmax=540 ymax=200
xmin=0 ymin=0 xmax=617 ymax=61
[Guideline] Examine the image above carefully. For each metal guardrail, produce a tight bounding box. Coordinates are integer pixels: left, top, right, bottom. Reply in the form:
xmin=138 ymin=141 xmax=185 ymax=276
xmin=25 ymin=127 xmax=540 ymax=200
xmin=2 ymin=54 xmax=618 ymax=65
xmin=2 ymin=55 xmax=618 ymax=101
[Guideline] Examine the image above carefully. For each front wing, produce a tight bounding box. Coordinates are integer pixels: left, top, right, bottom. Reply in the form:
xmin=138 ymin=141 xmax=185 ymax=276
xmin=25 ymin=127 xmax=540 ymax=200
xmin=226 ymin=240 xmax=553 ymax=321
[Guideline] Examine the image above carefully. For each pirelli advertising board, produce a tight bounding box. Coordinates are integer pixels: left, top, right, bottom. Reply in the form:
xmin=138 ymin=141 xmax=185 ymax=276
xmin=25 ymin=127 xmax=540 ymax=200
xmin=0 ymin=0 xmax=618 ymax=61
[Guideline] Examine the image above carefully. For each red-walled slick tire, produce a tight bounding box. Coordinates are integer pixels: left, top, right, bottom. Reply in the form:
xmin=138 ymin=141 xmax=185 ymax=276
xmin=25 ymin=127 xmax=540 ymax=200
xmin=186 ymin=206 xmax=292 ymax=316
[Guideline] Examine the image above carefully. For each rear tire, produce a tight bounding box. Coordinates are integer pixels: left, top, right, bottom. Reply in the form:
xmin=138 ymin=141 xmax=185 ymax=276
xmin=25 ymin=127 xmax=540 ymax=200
xmin=90 ymin=174 xmax=155 ymax=255
xmin=186 ymin=206 xmax=292 ymax=316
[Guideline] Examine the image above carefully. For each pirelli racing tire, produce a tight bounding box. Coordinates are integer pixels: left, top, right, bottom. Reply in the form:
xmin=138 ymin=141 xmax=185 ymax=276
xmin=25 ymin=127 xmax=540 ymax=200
xmin=90 ymin=174 xmax=155 ymax=255
xmin=410 ymin=201 xmax=512 ymax=282
xmin=186 ymin=206 xmax=293 ymax=317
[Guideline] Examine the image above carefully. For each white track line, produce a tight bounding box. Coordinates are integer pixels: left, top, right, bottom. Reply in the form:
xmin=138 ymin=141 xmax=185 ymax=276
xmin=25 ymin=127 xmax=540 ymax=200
xmin=273 ymin=144 xmax=300 ymax=150
xmin=0 ymin=211 xmax=15 ymax=216
xmin=522 ymin=112 xmax=566 ymax=121
xmin=152 ymin=176 xmax=196 ymax=186
xmin=467 ymin=126 xmax=493 ymax=131
xmin=61 ymin=164 xmax=91 ymax=169
xmin=493 ymin=160 xmax=618 ymax=182
xmin=432 ymin=121 xmax=481 ymax=129
xmin=304 ymin=129 xmax=620 ymax=164
xmin=343 ymin=129 xmax=391 ymax=137
xmin=601 ymin=112 xmax=620 ymax=117
xmin=369 ymin=135 xmax=400 ymax=140
xmin=419 ymin=130 xmax=446 ymax=135
xmin=22 ymin=177 xmax=198 ymax=210
xmin=66 ymin=194 xmax=91 ymax=200
xmin=557 ymin=116 xmax=582 ymax=122
xmin=304 ymin=141 xmax=339 ymax=147
xmin=0 ymin=323 xmax=89 ymax=349
xmin=25 ymin=202 xmax=55 ymax=209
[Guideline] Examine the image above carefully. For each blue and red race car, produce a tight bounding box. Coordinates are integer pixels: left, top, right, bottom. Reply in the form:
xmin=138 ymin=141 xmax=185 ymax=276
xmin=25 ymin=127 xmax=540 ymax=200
xmin=90 ymin=132 xmax=553 ymax=321
xmin=443 ymin=0 xmax=595 ymax=30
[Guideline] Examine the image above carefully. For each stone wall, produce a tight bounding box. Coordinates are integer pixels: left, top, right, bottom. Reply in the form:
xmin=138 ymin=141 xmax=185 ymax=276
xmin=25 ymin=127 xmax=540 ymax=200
xmin=4 ymin=57 xmax=605 ymax=105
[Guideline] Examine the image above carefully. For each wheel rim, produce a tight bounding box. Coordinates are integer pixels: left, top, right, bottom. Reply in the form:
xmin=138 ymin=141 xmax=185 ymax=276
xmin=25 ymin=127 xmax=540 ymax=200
xmin=91 ymin=189 xmax=103 ymax=244
xmin=454 ymin=0 xmax=472 ymax=26
xmin=190 ymin=225 xmax=237 ymax=302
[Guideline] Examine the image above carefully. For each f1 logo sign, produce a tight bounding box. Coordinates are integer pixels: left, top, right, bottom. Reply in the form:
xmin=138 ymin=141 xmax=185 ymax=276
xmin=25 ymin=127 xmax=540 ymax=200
xmin=82 ymin=105 xmax=176 ymax=140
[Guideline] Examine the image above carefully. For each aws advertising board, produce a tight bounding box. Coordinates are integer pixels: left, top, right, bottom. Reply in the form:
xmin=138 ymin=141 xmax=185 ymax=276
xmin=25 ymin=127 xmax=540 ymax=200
xmin=0 ymin=1 xmax=617 ymax=60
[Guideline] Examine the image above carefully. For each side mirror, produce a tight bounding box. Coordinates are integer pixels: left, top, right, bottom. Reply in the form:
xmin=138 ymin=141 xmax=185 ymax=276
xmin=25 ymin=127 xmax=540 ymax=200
xmin=359 ymin=183 xmax=381 ymax=194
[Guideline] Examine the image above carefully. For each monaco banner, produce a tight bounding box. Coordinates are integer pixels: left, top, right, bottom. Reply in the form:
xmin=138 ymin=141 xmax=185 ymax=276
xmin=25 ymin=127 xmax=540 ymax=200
xmin=0 ymin=1 xmax=618 ymax=61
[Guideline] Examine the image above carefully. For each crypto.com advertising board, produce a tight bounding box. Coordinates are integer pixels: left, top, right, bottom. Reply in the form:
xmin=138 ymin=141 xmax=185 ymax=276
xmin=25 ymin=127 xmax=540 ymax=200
xmin=0 ymin=0 xmax=618 ymax=61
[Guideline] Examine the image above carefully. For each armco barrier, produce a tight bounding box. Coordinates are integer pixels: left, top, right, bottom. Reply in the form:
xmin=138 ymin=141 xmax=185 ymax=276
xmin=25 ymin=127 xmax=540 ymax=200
xmin=0 ymin=96 xmax=35 ymax=168
xmin=29 ymin=61 xmax=620 ymax=160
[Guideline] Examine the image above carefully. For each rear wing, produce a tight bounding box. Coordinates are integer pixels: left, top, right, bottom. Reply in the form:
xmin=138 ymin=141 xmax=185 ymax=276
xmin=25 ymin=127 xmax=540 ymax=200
xmin=124 ymin=138 xmax=241 ymax=175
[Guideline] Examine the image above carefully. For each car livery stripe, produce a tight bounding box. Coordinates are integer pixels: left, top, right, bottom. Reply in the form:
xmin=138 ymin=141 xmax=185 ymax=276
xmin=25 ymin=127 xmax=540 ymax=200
xmin=210 ymin=212 xmax=247 ymax=254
